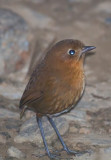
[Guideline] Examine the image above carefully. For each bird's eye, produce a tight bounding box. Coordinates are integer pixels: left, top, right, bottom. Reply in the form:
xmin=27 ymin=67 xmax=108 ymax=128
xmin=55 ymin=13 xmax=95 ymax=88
xmin=68 ymin=49 xmax=75 ymax=56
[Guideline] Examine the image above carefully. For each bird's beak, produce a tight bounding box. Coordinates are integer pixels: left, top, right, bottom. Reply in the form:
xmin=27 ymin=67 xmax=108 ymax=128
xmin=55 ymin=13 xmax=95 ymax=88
xmin=81 ymin=46 xmax=96 ymax=54
xmin=79 ymin=46 xmax=96 ymax=59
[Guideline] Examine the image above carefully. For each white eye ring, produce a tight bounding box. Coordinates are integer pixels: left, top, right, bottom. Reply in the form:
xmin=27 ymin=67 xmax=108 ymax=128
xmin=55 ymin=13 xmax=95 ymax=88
xmin=68 ymin=49 xmax=76 ymax=55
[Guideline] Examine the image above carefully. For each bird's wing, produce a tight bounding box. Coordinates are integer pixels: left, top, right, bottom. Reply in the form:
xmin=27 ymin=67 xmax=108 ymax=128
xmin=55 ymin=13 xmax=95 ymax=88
xmin=19 ymin=61 xmax=46 ymax=109
xmin=19 ymin=66 xmax=45 ymax=119
xmin=19 ymin=89 xmax=43 ymax=119
xmin=19 ymin=77 xmax=44 ymax=119
xmin=19 ymin=89 xmax=43 ymax=108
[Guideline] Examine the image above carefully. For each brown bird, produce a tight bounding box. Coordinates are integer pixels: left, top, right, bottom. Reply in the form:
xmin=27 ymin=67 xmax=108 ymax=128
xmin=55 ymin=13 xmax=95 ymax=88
xmin=19 ymin=39 xmax=96 ymax=159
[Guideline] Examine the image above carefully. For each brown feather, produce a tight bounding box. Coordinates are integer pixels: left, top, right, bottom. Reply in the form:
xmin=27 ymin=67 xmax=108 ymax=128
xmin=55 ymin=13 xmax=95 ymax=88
xmin=19 ymin=39 xmax=87 ymax=118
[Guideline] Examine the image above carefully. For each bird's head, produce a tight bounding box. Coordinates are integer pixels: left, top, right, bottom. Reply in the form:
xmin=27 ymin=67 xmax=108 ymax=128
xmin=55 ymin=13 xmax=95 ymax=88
xmin=46 ymin=39 xmax=96 ymax=70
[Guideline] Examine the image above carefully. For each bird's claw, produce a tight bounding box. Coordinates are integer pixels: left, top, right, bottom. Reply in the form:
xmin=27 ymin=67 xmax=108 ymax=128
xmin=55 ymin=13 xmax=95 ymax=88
xmin=48 ymin=153 xmax=62 ymax=159
xmin=64 ymin=148 xmax=92 ymax=156
xmin=32 ymin=151 xmax=73 ymax=159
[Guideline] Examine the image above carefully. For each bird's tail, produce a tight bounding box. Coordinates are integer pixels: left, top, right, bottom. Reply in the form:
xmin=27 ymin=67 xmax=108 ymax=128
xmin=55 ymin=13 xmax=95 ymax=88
xmin=20 ymin=106 xmax=27 ymax=119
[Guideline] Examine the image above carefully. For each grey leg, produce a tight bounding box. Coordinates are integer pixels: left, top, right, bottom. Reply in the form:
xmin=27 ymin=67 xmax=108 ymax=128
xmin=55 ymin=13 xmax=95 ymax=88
xmin=48 ymin=116 xmax=89 ymax=156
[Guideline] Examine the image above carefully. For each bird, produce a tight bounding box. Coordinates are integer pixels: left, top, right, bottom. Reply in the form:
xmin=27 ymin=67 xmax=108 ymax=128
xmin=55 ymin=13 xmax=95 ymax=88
xmin=19 ymin=39 xmax=96 ymax=159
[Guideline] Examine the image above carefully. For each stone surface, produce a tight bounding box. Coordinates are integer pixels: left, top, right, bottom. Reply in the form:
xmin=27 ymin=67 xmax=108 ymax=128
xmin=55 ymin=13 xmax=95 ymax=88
xmin=14 ymin=116 xmax=69 ymax=145
xmin=0 ymin=1 xmax=111 ymax=160
xmin=26 ymin=0 xmax=45 ymax=3
xmin=69 ymin=126 xmax=78 ymax=133
xmin=95 ymin=2 xmax=111 ymax=14
xmin=0 ymin=156 xmax=3 ymax=160
xmin=7 ymin=146 xmax=26 ymax=159
xmin=4 ymin=157 xmax=18 ymax=160
xmin=0 ymin=83 xmax=25 ymax=100
xmin=79 ymin=127 xmax=90 ymax=134
xmin=2 ymin=5 xmax=55 ymax=30
xmin=0 ymin=108 xmax=19 ymax=119
xmin=0 ymin=134 xmax=6 ymax=144
xmin=69 ymin=0 xmax=91 ymax=3
xmin=5 ymin=119 xmax=21 ymax=131
xmin=63 ymin=108 xmax=90 ymax=127
xmin=0 ymin=132 xmax=11 ymax=139
xmin=104 ymin=147 xmax=111 ymax=153
xmin=92 ymin=82 xmax=111 ymax=99
xmin=74 ymin=151 xmax=111 ymax=160
xmin=69 ymin=134 xmax=111 ymax=148
xmin=0 ymin=8 xmax=30 ymax=76
xmin=27 ymin=31 xmax=56 ymax=76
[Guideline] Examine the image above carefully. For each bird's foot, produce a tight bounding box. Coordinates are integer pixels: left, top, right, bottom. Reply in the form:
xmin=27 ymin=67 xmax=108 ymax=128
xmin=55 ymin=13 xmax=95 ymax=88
xmin=64 ymin=147 xmax=92 ymax=156
xmin=47 ymin=153 xmax=65 ymax=159
xmin=32 ymin=151 xmax=67 ymax=159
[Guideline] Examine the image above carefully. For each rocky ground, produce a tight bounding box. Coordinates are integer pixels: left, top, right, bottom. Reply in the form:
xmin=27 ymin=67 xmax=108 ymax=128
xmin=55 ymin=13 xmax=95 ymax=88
xmin=0 ymin=0 xmax=111 ymax=160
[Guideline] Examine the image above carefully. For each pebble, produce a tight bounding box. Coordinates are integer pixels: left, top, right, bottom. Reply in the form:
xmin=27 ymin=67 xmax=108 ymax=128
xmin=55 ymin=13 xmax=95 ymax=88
xmin=14 ymin=116 xmax=69 ymax=145
xmin=7 ymin=146 xmax=26 ymax=159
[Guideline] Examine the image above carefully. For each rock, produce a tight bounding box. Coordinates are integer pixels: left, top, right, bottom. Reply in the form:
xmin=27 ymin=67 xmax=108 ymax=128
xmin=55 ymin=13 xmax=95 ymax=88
xmin=5 ymin=120 xmax=20 ymax=130
xmin=69 ymin=0 xmax=91 ymax=3
xmin=0 ymin=132 xmax=11 ymax=139
xmin=105 ymin=17 xmax=111 ymax=25
xmin=3 ymin=6 xmax=55 ymax=30
xmin=79 ymin=128 xmax=90 ymax=134
xmin=63 ymin=109 xmax=90 ymax=127
xmin=87 ymin=107 xmax=111 ymax=134
xmin=0 ymin=156 xmax=3 ymax=160
xmin=104 ymin=147 xmax=111 ymax=153
xmin=24 ymin=110 xmax=35 ymax=120
xmin=7 ymin=146 xmax=26 ymax=159
xmin=95 ymin=2 xmax=111 ymax=14
xmin=74 ymin=150 xmax=111 ymax=160
xmin=26 ymin=0 xmax=45 ymax=4
xmin=7 ymin=104 xmax=17 ymax=110
xmin=92 ymin=82 xmax=111 ymax=99
xmin=0 ymin=134 xmax=6 ymax=144
xmin=0 ymin=8 xmax=31 ymax=76
xmin=21 ymin=7 xmax=55 ymax=29
xmin=14 ymin=116 xmax=69 ymax=145
xmin=0 ymin=83 xmax=25 ymax=100
xmin=5 ymin=157 xmax=17 ymax=160
xmin=69 ymin=134 xmax=111 ymax=148
xmin=69 ymin=126 xmax=78 ymax=133
xmin=0 ymin=108 xmax=19 ymax=119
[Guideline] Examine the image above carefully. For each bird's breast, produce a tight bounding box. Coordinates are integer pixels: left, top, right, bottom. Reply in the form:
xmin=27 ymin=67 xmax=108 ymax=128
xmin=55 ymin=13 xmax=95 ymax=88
xmin=44 ymin=69 xmax=85 ymax=115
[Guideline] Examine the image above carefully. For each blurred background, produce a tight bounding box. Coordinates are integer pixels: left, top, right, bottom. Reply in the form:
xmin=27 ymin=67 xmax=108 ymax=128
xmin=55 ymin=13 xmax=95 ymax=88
xmin=0 ymin=0 xmax=111 ymax=160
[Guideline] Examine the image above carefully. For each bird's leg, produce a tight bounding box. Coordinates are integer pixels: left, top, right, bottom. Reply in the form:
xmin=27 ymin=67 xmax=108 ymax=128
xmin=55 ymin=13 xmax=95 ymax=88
xmin=47 ymin=116 xmax=89 ymax=156
xmin=36 ymin=116 xmax=62 ymax=159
